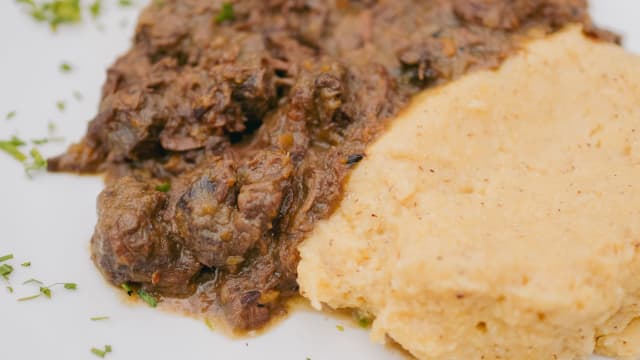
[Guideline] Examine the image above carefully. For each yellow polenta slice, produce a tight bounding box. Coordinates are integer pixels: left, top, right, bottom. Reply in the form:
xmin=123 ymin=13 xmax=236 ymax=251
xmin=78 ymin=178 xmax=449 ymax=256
xmin=298 ymin=27 xmax=640 ymax=360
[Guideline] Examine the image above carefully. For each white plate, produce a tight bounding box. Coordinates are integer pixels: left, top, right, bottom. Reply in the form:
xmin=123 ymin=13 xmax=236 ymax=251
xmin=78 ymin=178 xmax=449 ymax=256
xmin=0 ymin=2 xmax=638 ymax=359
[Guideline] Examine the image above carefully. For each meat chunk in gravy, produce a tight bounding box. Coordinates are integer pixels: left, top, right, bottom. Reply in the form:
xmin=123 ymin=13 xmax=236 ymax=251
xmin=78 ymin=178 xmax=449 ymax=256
xmin=49 ymin=0 xmax=611 ymax=331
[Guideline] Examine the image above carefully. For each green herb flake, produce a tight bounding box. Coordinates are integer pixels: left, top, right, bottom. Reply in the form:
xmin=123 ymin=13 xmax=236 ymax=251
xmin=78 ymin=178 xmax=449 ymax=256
xmin=137 ymin=289 xmax=158 ymax=308
xmin=63 ymin=283 xmax=77 ymax=290
xmin=24 ymin=148 xmax=47 ymax=177
xmin=91 ymin=345 xmax=113 ymax=357
xmin=17 ymin=294 xmax=41 ymax=302
xmin=56 ymin=101 xmax=66 ymax=111
xmin=60 ymin=62 xmax=73 ymax=72
xmin=48 ymin=122 xmax=57 ymax=134
xmin=353 ymin=310 xmax=373 ymax=329
xmin=23 ymin=278 xmax=43 ymax=285
xmin=89 ymin=0 xmax=101 ymax=18
xmin=336 ymin=325 xmax=345 ymax=332
xmin=21 ymin=261 xmax=31 ymax=267
xmin=155 ymin=182 xmax=171 ymax=192
xmin=121 ymin=283 xmax=133 ymax=296
xmin=6 ymin=111 xmax=16 ymax=120
xmin=118 ymin=0 xmax=132 ymax=7
xmin=0 ymin=264 xmax=14 ymax=279
xmin=90 ymin=316 xmax=110 ymax=321
xmin=204 ymin=318 xmax=215 ymax=331
xmin=40 ymin=286 xmax=52 ymax=298
xmin=0 ymin=254 xmax=14 ymax=262
xmin=7 ymin=286 xmax=13 ymax=293
xmin=18 ymin=0 xmax=83 ymax=31
xmin=31 ymin=137 xmax=64 ymax=145
xmin=215 ymin=2 xmax=234 ymax=24
xmin=0 ymin=136 xmax=28 ymax=163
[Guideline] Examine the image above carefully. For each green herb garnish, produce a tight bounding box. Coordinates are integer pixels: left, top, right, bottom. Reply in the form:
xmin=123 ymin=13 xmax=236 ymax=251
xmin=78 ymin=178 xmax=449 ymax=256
xmin=21 ymin=261 xmax=31 ymax=267
xmin=56 ymin=100 xmax=66 ymax=111
xmin=60 ymin=62 xmax=73 ymax=73
xmin=0 ymin=136 xmax=27 ymax=162
xmin=40 ymin=286 xmax=52 ymax=298
xmin=0 ymin=264 xmax=14 ymax=279
xmin=215 ymin=2 xmax=234 ymax=23
xmin=7 ymin=286 xmax=13 ymax=293
xmin=90 ymin=316 xmax=110 ymax=321
xmin=32 ymin=136 xmax=65 ymax=145
xmin=155 ymin=182 xmax=171 ymax=192
xmin=0 ymin=254 xmax=14 ymax=262
xmin=6 ymin=111 xmax=16 ymax=120
xmin=336 ymin=325 xmax=345 ymax=332
xmin=89 ymin=0 xmax=101 ymax=18
xmin=23 ymin=278 xmax=43 ymax=285
xmin=63 ymin=283 xmax=77 ymax=290
xmin=90 ymin=345 xmax=112 ymax=358
xmin=117 ymin=0 xmax=131 ymax=6
xmin=24 ymin=148 xmax=47 ymax=177
xmin=121 ymin=283 xmax=133 ymax=296
xmin=17 ymin=0 xmax=82 ymax=30
xmin=137 ymin=289 xmax=158 ymax=308
xmin=204 ymin=318 xmax=214 ymax=330
xmin=17 ymin=294 xmax=41 ymax=302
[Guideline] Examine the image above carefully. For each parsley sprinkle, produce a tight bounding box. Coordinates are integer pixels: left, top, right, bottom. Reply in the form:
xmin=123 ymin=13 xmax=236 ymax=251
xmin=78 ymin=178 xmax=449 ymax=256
xmin=0 ymin=254 xmax=13 ymax=262
xmin=0 ymin=136 xmax=27 ymax=162
xmin=56 ymin=101 xmax=66 ymax=111
xmin=137 ymin=289 xmax=158 ymax=308
xmin=21 ymin=261 xmax=31 ymax=267
xmin=155 ymin=182 xmax=171 ymax=192
xmin=60 ymin=62 xmax=73 ymax=73
xmin=205 ymin=318 xmax=215 ymax=331
xmin=118 ymin=0 xmax=132 ymax=6
xmin=90 ymin=345 xmax=112 ymax=358
xmin=336 ymin=325 xmax=345 ymax=332
xmin=32 ymin=136 xmax=65 ymax=145
xmin=23 ymin=278 xmax=43 ymax=285
xmin=17 ymin=294 xmax=41 ymax=302
xmin=6 ymin=111 xmax=16 ymax=120
xmin=40 ymin=287 xmax=52 ymax=298
xmin=0 ymin=264 xmax=14 ymax=279
xmin=24 ymin=148 xmax=47 ymax=177
xmin=89 ymin=0 xmax=101 ymax=18
xmin=7 ymin=286 xmax=13 ymax=293
xmin=64 ymin=283 xmax=77 ymax=290
xmin=48 ymin=122 xmax=57 ymax=134
xmin=90 ymin=316 xmax=110 ymax=321
xmin=215 ymin=2 xmax=234 ymax=24
xmin=121 ymin=283 xmax=133 ymax=296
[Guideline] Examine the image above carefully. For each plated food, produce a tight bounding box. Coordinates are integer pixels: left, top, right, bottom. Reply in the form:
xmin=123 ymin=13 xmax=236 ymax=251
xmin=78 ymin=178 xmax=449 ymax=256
xmin=41 ymin=0 xmax=639 ymax=359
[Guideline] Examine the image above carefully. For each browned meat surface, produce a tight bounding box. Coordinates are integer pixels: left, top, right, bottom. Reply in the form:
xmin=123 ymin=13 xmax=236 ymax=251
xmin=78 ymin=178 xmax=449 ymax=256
xmin=49 ymin=0 xmax=610 ymax=331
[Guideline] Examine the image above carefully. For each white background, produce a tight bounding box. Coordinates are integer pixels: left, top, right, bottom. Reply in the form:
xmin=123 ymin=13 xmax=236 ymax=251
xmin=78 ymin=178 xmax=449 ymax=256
xmin=0 ymin=1 xmax=638 ymax=359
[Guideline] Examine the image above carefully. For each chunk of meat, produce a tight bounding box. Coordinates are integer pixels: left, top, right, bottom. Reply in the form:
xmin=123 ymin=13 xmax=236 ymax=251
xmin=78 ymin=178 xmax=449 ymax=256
xmin=92 ymin=177 xmax=201 ymax=296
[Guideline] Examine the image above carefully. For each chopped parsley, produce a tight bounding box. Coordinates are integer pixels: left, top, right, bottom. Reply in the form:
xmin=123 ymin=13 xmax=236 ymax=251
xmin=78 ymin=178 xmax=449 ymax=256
xmin=90 ymin=345 xmax=112 ymax=358
xmin=63 ymin=282 xmax=77 ymax=290
xmin=7 ymin=286 xmax=13 ymax=293
xmin=90 ymin=316 xmax=110 ymax=321
xmin=56 ymin=100 xmax=66 ymax=111
xmin=155 ymin=182 xmax=171 ymax=192
xmin=89 ymin=0 xmax=101 ymax=18
xmin=0 ymin=136 xmax=28 ymax=162
xmin=48 ymin=122 xmax=57 ymax=133
xmin=0 ymin=264 xmax=14 ymax=280
xmin=23 ymin=278 xmax=43 ymax=285
xmin=17 ymin=294 xmax=41 ymax=302
xmin=17 ymin=0 xmax=82 ymax=30
xmin=32 ymin=136 xmax=65 ymax=145
xmin=336 ymin=325 xmax=345 ymax=332
xmin=6 ymin=111 xmax=16 ymax=120
xmin=40 ymin=286 xmax=52 ymax=298
xmin=24 ymin=148 xmax=47 ymax=177
xmin=204 ymin=318 xmax=215 ymax=331
xmin=118 ymin=0 xmax=132 ymax=7
xmin=215 ymin=2 xmax=234 ymax=24
xmin=59 ymin=62 xmax=73 ymax=73
xmin=21 ymin=261 xmax=31 ymax=267
xmin=0 ymin=254 xmax=14 ymax=262
xmin=137 ymin=289 xmax=158 ymax=308
xmin=121 ymin=283 xmax=133 ymax=296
